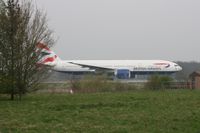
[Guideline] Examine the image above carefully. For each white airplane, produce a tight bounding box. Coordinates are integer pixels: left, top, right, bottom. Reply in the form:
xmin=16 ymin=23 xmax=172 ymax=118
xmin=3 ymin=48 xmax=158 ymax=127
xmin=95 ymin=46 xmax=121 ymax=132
xmin=37 ymin=43 xmax=182 ymax=79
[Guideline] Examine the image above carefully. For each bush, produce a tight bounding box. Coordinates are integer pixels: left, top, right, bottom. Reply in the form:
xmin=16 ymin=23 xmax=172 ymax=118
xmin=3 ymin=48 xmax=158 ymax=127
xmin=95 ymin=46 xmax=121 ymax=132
xmin=70 ymin=75 xmax=136 ymax=93
xmin=145 ymin=75 xmax=173 ymax=90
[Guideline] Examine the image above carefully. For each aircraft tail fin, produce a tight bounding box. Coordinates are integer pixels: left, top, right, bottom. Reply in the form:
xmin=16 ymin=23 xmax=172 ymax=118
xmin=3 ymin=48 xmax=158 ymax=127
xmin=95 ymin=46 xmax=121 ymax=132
xmin=37 ymin=42 xmax=61 ymax=66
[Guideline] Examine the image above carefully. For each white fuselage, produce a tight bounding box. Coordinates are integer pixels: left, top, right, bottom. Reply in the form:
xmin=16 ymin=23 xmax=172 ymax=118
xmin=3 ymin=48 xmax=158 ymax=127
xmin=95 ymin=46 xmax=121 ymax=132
xmin=53 ymin=60 xmax=182 ymax=73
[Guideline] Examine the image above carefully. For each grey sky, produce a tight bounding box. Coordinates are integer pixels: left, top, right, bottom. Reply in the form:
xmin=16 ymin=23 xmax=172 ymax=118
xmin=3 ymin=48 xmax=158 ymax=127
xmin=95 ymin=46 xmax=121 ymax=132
xmin=37 ymin=0 xmax=200 ymax=61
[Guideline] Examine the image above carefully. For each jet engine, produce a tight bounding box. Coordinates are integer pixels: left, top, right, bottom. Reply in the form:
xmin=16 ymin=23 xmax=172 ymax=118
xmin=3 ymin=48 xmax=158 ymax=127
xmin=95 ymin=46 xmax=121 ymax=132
xmin=115 ymin=69 xmax=131 ymax=79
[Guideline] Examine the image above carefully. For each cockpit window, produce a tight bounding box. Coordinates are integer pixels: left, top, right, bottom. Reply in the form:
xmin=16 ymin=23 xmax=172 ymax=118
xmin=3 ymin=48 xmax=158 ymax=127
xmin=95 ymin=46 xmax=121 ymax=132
xmin=174 ymin=64 xmax=178 ymax=67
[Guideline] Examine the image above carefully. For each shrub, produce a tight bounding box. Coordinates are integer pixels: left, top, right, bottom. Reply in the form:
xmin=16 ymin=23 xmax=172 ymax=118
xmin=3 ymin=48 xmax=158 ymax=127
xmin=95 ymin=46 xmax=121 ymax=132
xmin=145 ymin=75 xmax=173 ymax=90
xmin=70 ymin=75 xmax=136 ymax=93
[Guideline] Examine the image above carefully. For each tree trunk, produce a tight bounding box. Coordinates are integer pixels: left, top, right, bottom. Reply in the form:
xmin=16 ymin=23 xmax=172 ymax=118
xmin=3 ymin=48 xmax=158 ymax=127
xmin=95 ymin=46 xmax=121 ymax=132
xmin=11 ymin=92 xmax=14 ymax=100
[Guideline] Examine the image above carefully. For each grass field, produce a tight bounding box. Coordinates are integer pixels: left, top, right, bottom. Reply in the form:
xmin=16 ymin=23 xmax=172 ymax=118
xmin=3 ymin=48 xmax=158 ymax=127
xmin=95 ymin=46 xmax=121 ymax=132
xmin=1 ymin=90 xmax=200 ymax=133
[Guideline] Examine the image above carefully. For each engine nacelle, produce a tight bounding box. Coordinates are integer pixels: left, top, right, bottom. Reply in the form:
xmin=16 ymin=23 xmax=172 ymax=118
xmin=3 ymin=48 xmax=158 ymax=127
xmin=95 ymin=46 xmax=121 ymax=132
xmin=115 ymin=69 xmax=131 ymax=79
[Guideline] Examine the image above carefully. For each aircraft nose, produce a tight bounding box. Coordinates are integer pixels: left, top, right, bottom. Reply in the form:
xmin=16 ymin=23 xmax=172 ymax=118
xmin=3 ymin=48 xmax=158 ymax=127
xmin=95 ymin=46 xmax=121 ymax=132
xmin=177 ymin=66 xmax=182 ymax=71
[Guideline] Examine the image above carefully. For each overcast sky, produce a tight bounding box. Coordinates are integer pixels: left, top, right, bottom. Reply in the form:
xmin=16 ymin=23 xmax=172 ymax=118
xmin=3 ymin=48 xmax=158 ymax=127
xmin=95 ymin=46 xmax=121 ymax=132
xmin=36 ymin=0 xmax=200 ymax=61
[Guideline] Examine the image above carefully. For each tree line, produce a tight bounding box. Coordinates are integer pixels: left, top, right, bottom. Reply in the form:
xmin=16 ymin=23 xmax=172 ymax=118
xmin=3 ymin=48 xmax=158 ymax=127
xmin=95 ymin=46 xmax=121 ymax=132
xmin=175 ymin=61 xmax=200 ymax=80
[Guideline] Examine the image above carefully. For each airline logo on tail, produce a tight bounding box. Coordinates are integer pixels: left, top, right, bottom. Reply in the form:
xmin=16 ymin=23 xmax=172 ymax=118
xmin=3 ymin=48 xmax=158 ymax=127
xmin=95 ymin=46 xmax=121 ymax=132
xmin=37 ymin=43 xmax=59 ymax=66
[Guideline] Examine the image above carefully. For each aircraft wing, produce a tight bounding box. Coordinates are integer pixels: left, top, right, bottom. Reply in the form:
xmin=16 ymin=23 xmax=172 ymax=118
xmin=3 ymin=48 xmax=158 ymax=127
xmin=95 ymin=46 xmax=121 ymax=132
xmin=68 ymin=61 xmax=114 ymax=72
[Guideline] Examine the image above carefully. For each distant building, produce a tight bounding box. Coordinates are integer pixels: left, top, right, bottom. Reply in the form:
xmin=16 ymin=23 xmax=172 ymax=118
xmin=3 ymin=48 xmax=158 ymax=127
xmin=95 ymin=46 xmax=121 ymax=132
xmin=189 ymin=71 xmax=200 ymax=89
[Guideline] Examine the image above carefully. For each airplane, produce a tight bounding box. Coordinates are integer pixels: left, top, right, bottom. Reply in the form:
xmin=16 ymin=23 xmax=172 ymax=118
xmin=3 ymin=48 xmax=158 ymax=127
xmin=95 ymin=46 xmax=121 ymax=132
xmin=37 ymin=43 xmax=182 ymax=79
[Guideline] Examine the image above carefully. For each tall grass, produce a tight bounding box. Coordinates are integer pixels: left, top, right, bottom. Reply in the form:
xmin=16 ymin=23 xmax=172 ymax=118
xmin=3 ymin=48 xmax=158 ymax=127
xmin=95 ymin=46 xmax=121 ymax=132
xmin=70 ymin=75 xmax=137 ymax=93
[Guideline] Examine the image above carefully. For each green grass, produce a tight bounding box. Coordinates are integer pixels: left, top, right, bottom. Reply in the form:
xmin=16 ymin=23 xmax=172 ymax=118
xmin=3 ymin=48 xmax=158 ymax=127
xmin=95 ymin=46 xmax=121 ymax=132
xmin=1 ymin=90 xmax=200 ymax=133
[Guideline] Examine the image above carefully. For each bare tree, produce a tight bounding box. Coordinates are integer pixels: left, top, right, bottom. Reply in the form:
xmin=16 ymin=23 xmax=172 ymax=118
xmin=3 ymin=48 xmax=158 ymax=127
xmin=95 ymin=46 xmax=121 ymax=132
xmin=0 ymin=0 xmax=54 ymax=100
